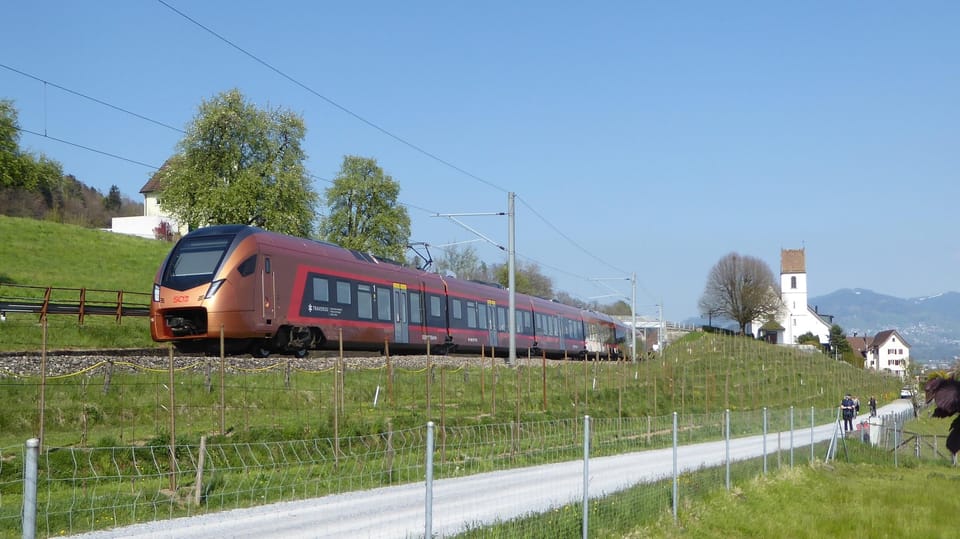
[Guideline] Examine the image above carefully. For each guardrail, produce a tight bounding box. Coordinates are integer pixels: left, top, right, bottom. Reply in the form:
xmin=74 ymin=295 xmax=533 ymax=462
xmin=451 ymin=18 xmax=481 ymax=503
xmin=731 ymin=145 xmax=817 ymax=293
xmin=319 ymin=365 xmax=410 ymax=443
xmin=0 ymin=283 xmax=150 ymax=323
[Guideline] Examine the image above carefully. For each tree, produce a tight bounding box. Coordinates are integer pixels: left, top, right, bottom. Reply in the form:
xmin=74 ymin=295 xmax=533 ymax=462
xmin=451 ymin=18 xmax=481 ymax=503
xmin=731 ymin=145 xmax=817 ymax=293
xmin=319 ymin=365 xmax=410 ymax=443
xmin=599 ymin=300 xmax=632 ymax=316
xmin=104 ymin=185 xmax=123 ymax=212
xmin=796 ymin=331 xmax=821 ymax=347
xmin=436 ymin=243 xmax=486 ymax=280
xmin=0 ymin=100 xmax=19 ymax=187
xmin=554 ymin=291 xmax=590 ymax=309
xmin=158 ymin=89 xmax=317 ymax=236
xmin=493 ymin=260 xmax=554 ymax=299
xmin=698 ymin=252 xmax=783 ymax=335
xmin=319 ymin=155 xmax=411 ymax=261
xmin=828 ymin=324 xmax=862 ymax=366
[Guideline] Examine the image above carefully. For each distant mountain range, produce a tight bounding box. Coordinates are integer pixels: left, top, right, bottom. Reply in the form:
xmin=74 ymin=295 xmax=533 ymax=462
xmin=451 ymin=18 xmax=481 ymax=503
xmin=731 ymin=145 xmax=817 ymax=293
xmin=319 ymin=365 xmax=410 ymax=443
xmin=685 ymin=288 xmax=960 ymax=365
xmin=809 ymin=288 xmax=960 ymax=365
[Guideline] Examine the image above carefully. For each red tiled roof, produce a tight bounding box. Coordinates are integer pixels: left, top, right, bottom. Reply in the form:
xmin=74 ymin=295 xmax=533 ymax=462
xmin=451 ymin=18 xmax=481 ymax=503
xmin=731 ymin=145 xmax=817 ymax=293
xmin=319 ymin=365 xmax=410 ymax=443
xmin=781 ymin=248 xmax=805 ymax=274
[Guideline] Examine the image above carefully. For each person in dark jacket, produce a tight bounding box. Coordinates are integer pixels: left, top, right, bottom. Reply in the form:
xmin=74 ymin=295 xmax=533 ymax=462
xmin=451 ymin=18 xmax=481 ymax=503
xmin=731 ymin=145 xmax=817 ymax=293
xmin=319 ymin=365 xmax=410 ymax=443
xmin=841 ymin=394 xmax=855 ymax=432
xmin=869 ymin=396 xmax=877 ymax=417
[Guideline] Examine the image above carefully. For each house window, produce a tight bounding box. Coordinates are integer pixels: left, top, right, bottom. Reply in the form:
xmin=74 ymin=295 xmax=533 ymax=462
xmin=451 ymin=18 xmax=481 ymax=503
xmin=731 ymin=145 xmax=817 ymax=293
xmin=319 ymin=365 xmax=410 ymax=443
xmin=790 ymin=276 xmax=796 ymax=289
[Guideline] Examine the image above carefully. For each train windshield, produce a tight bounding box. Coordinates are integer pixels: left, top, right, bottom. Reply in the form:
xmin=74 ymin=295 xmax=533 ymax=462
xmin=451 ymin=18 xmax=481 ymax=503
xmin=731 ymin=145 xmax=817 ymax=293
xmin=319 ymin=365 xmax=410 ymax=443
xmin=162 ymin=234 xmax=234 ymax=290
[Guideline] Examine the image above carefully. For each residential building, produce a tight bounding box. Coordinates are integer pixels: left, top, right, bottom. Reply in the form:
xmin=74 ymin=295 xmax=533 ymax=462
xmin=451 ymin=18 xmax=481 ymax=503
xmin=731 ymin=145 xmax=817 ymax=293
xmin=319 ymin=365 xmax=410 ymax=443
xmin=109 ymin=161 xmax=185 ymax=239
xmin=849 ymin=330 xmax=911 ymax=378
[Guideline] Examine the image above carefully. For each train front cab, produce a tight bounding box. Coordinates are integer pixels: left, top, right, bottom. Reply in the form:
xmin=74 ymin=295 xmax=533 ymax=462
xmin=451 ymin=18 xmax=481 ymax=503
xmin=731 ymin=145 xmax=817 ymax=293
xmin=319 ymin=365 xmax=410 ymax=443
xmin=151 ymin=226 xmax=265 ymax=354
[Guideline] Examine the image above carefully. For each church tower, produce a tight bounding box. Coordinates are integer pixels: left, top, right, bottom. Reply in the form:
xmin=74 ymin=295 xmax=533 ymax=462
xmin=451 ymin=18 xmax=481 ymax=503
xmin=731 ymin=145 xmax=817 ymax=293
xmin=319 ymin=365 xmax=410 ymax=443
xmin=780 ymin=248 xmax=807 ymax=344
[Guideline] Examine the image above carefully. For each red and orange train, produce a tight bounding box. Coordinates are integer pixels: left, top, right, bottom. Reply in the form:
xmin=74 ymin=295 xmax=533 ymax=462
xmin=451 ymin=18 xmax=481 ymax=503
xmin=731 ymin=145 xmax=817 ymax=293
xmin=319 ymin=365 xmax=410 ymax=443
xmin=151 ymin=225 xmax=628 ymax=359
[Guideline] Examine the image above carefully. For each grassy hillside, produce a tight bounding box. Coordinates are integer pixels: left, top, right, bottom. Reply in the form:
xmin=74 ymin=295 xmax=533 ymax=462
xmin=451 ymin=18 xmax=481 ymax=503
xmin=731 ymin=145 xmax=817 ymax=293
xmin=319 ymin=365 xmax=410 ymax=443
xmin=0 ymin=215 xmax=172 ymax=351
xmin=0 ymin=215 xmax=171 ymax=290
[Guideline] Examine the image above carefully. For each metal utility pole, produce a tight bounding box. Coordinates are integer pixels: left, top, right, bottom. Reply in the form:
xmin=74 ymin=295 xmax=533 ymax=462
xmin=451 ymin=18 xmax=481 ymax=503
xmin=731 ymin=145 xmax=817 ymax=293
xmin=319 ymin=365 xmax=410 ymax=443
xmin=432 ymin=192 xmax=517 ymax=366
xmin=657 ymin=302 xmax=664 ymax=354
xmin=507 ymin=192 xmax=517 ymax=366
xmin=631 ymin=273 xmax=637 ymax=362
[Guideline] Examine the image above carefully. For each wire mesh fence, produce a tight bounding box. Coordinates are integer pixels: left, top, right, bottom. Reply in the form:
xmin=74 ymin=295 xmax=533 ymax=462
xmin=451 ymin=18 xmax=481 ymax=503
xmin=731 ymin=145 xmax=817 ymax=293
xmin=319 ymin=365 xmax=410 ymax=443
xmin=4 ymin=402 xmax=942 ymax=538
xmin=0 ymin=325 xmax=914 ymax=537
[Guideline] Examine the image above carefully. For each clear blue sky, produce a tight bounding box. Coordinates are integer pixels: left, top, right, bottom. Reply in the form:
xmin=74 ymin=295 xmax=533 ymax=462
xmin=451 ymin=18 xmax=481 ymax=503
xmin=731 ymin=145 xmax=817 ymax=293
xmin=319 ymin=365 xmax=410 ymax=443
xmin=3 ymin=1 xmax=958 ymax=321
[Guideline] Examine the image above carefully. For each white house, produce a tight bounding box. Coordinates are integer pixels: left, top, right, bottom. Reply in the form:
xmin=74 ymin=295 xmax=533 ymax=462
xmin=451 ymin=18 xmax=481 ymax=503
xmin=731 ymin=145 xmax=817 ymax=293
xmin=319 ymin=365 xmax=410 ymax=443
xmin=109 ymin=161 xmax=185 ymax=239
xmin=751 ymin=248 xmax=833 ymax=346
xmin=850 ymin=330 xmax=911 ymax=378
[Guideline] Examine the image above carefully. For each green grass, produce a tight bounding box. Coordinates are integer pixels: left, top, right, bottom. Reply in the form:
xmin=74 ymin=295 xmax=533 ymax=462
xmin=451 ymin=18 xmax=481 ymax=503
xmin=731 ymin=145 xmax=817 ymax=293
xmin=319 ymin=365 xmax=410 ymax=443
xmin=0 ymin=215 xmax=171 ymax=351
xmin=458 ymin=442 xmax=960 ymax=538
xmin=0 ymin=216 xmax=926 ymax=537
xmin=0 ymin=215 xmax=170 ymax=290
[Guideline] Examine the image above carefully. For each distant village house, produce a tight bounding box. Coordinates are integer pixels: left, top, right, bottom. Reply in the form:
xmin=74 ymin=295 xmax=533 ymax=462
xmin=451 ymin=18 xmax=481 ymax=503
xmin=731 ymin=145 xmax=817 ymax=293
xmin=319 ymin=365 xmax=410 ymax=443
xmin=109 ymin=161 xmax=185 ymax=239
xmin=847 ymin=330 xmax=911 ymax=378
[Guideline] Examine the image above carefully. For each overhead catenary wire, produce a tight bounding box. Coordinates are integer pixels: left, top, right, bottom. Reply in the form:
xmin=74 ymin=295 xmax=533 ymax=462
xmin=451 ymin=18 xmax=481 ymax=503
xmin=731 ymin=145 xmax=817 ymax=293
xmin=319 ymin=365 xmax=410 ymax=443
xmin=156 ymin=0 xmax=508 ymax=196
xmin=154 ymin=1 xmax=644 ymax=297
xmin=5 ymin=7 xmax=654 ymax=304
xmin=0 ymin=63 xmax=185 ymax=134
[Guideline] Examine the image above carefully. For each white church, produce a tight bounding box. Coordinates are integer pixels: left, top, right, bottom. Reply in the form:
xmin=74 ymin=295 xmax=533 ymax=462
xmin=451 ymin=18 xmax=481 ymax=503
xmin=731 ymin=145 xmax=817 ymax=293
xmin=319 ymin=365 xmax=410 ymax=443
xmin=749 ymin=248 xmax=833 ymax=347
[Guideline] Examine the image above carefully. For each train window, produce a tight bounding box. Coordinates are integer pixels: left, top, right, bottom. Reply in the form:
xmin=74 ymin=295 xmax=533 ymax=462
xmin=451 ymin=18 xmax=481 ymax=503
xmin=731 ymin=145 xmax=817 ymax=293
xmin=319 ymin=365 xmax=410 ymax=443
xmin=168 ymin=236 xmax=231 ymax=279
xmin=430 ymin=295 xmax=442 ymax=318
xmin=410 ymin=293 xmax=422 ymax=324
xmin=478 ymin=304 xmax=488 ymax=329
xmin=497 ymin=307 xmax=507 ymax=331
xmin=312 ymin=277 xmax=330 ymax=302
xmin=523 ymin=311 xmax=532 ymax=333
xmin=535 ymin=313 xmax=543 ymax=334
xmin=265 ymin=258 xmax=271 ymax=274
xmin=466 ymin=301 xmax=477 ymax=329
xmin=336 ymin=281 xmax=352 ymax=305
xmin=377 ymin=286 xmax=391 ymax=321
xmin=452 ymin=299 xmax=463 ymax=320
xmin=237 ymin=255 xmax=257 ymax=277
xmin=357 ymin=284 xmax=372 ymax=319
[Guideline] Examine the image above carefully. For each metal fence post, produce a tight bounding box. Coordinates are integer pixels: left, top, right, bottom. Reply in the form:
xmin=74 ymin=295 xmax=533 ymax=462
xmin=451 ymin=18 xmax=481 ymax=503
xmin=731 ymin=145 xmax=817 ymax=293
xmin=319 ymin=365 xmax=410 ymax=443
xmin=725 ymin=409 xmax=730 ymax=491
xmin=672 ymin=411 xmax=678 ymax=523
xmin=810 ymin=406 xmax=815 ymax=464
xmin=762 ymin=407 xmax=768 ymax=475
xmin=425 ymin=421 xmax=434 ymax=539
xmin=22 ymin=438 xmax=39 ymax=539
xmin=789 ymin=406 xmax=794 ymax=468
xmin=893 ymin=416 xmax=899 ymax=468
xmin=582 ymin=415 xmax=590 ymax=539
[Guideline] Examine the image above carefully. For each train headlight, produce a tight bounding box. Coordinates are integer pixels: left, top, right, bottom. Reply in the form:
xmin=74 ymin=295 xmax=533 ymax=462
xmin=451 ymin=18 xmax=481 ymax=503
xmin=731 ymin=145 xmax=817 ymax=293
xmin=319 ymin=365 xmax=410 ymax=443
xmin=153 ymin=284 xmax=160 ymax=302
xmin=205 ymin=279 xmax=225 ymax=299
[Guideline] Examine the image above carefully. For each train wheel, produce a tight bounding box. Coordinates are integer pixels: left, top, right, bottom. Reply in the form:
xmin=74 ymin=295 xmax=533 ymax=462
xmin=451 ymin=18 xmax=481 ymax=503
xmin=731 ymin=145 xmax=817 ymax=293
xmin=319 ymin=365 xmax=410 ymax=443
xmin=252 ymin=346 xmax=271 ymax=358
xmin=294 ymin=348 xmax=309 ymax=359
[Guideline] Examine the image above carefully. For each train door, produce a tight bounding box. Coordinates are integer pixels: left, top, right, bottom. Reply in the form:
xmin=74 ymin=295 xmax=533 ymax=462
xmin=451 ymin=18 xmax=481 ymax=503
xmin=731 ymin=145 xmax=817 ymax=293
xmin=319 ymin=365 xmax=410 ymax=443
xmin=260 ymin=254 xmax=276 ymax=325
xmin=486 ymin=300 xmax=498 ymax=347
xmin=393 ymin=283 xmax=409 ymax=344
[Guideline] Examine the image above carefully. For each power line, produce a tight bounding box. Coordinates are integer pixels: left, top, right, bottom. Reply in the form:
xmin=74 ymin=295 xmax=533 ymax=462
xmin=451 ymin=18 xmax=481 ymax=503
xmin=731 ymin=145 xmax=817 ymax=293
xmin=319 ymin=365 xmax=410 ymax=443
xmin=156 ymin=0 xmax=508 ymax=195
xmin=15 ymin=126 xmax=161 ymax=169
xmin=0 ymin=63 xmax=185 ymax=134
xmin=156 ymin=1 xmax=653 ymax=300
xmin=6 ymin=7 xmax=652 ymax=302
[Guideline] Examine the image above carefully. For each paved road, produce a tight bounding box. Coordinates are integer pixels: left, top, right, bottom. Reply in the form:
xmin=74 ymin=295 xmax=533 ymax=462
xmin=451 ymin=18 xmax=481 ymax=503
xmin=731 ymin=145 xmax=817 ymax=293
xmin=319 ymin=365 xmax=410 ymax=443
xmin=71 ymin=402 xmax=912 ymax=538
